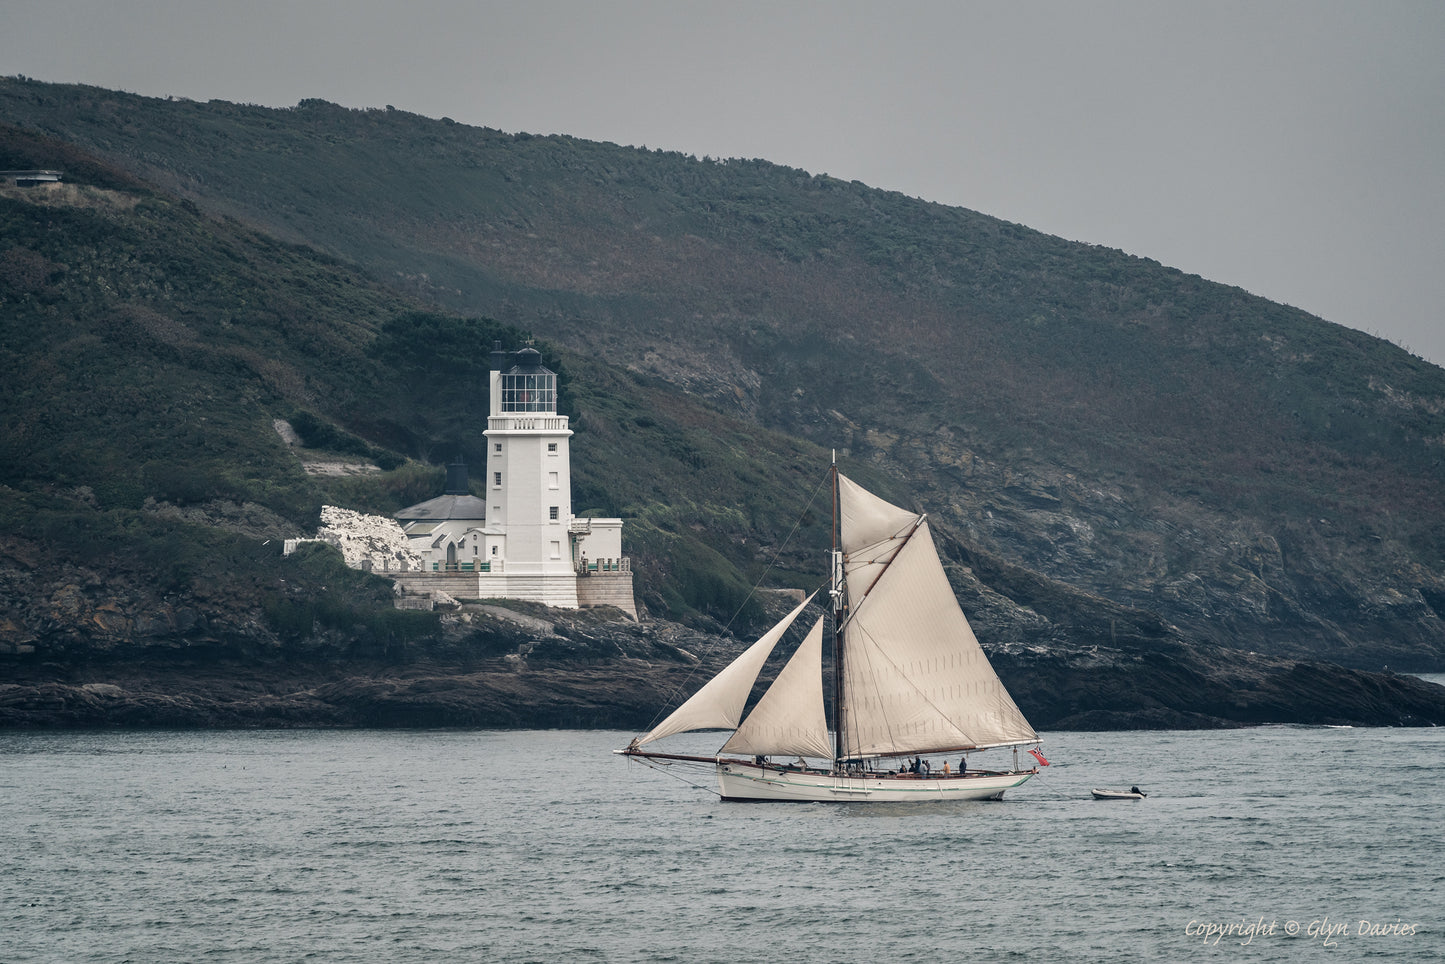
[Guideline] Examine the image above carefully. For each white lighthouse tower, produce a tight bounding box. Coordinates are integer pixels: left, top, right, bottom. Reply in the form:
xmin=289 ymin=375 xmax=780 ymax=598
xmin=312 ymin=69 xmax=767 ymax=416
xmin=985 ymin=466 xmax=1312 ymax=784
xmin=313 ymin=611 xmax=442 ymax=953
xmin=481 ymin=344 xmax=580 ymax=607
xmin=386 ymin=344 xmax=634 ymax=616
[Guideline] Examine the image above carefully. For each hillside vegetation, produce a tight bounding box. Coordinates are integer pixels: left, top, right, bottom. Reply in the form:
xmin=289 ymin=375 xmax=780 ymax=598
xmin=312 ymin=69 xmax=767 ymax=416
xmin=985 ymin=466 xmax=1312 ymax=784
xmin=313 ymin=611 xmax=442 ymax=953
xmin=2 ymin=77 xmax=1443 ymax=687
xmin=0 ymin=124 xmax=843 ymax=657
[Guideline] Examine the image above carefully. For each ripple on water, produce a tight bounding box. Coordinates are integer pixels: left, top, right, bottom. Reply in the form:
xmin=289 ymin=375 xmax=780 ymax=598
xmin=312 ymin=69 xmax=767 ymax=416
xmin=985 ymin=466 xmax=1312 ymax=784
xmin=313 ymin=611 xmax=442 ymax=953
xmin=1 ymin=727 xmax=1441 ymax=962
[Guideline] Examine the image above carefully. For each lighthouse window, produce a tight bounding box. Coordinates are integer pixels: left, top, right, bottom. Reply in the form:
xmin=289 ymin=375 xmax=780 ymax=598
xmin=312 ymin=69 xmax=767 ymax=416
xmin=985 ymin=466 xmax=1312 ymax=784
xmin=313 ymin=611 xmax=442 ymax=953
xmin=493 ymin=472 xmax=502 ymax=487
xmin=494 ymin=443 xmax=502 ymax=453
xmin=549 ymin=506 xmax=559 ymax=520
xmin=501 ymin=371 xmax=556 ymax=412
xmin=547 ymin=442 xmax=557 ymax=453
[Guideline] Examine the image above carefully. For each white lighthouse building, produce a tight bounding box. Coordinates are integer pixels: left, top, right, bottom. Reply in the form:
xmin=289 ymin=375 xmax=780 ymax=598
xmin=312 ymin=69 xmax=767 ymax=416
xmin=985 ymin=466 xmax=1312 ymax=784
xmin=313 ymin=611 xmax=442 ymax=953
xmin=482 ymin=344 xmax=582 ymax=607
xmin=392 ymin=345 xmax=634 ymax=617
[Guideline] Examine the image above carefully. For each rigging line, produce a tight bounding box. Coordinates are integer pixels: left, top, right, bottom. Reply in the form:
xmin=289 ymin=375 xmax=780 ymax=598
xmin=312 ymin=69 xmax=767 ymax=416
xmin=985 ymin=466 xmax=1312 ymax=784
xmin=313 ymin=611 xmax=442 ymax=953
xmin=856 ymin=515 xmax=924 ymax=601
xmin=626 ymin=756 xmax=721 ymax=797
xmin=1024 ymin=769 xmax=1066 ymax=799
xmin=717 ymin=465 xmax=833 ymax=633
xmin=837 ymin=523 xmax=920 ymax=596
xmin=843 ymin=514 xmax=924 ymax=560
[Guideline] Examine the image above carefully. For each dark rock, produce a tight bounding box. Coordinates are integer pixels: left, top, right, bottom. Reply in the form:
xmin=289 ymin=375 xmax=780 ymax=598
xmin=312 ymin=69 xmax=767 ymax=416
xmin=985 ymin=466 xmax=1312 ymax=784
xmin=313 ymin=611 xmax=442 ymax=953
xmin=3 ymin=602 xmax=1443 ymax=730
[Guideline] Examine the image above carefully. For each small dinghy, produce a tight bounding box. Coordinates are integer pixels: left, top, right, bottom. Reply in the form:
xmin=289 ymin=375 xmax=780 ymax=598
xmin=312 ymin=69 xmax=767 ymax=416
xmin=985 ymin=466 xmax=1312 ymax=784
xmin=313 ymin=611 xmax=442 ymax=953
xmin=1092 ymin=787 xmax=1147 ymax=800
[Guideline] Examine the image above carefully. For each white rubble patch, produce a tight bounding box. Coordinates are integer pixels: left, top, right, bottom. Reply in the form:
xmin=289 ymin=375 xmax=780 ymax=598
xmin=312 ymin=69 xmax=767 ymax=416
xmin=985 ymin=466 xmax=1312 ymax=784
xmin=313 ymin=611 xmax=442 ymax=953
xmin=286 ymin=505 xmax=426 ymax=573
xmin=302 ymin=460 xmax=381 ymax=477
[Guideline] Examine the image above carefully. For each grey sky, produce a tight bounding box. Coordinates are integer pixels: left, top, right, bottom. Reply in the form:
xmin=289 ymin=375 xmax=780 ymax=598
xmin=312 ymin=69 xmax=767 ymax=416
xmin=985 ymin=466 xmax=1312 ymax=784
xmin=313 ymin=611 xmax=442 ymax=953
xmin=4 ymin=0 xmax=1442 ymax=365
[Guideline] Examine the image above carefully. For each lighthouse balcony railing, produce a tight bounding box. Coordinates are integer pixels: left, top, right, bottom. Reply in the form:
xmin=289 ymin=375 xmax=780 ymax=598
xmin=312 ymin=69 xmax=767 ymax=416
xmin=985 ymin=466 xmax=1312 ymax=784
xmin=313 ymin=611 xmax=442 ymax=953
xmin=488 ymin=415 xmax=568 ymax=432
xmin=577 ymin=557 xmax=630 ymax=576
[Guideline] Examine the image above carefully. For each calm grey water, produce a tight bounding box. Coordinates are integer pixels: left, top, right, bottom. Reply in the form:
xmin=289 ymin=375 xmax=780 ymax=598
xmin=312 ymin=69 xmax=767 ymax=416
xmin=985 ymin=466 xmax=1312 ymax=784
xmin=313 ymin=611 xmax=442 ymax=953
xmin=2 ymin=719 xmax=1441 ymax=962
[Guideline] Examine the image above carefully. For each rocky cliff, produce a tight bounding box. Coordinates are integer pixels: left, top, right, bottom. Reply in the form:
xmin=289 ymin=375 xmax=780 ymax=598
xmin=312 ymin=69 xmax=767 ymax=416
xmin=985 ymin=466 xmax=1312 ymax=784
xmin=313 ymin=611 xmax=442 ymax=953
xmin=4 ymin=585 xmax=1443 ymax=731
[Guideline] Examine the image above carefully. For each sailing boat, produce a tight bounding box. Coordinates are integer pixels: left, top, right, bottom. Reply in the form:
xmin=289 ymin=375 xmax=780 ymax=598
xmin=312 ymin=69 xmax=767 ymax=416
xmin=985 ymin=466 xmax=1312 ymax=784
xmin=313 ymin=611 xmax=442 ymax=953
xmin=619 ymin=465 xmax=1045 ymax=802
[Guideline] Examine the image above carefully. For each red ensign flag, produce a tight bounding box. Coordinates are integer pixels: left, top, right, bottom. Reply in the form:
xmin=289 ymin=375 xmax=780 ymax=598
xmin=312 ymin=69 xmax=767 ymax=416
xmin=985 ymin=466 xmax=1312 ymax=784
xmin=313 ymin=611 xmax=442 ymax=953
xmin=1028 ymin=748 xmax=1050 ymax=766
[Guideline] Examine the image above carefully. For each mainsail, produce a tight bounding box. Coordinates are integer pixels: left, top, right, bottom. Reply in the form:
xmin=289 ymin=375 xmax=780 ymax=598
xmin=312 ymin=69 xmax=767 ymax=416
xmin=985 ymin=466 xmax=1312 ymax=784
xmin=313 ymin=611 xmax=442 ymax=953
xmin=837 ymin=474 xmax=1037 ymax=757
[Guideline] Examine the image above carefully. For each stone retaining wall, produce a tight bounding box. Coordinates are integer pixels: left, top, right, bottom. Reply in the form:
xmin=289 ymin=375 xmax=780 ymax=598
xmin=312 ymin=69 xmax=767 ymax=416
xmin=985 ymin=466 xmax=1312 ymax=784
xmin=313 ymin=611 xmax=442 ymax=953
xmin=390 ymin=571 xmax=637 ymax=619
xmin=576 ymin=572 xmax=638 ymax=619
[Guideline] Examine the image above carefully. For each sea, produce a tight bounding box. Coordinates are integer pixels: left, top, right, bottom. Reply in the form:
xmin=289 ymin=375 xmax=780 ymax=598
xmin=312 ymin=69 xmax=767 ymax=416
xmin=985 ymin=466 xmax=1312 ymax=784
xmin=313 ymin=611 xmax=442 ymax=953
xmin=2 ymin=683 xmax=1442 ymax=963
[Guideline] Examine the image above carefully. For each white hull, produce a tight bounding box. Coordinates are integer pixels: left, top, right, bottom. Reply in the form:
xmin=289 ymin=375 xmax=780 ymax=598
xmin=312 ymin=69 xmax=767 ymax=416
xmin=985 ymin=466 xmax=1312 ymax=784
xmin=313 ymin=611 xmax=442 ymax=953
xmin=717 ymin=761 xmax=1034 ymax=802
xmin=1091 ymin=788 xmax=1145 ymax=800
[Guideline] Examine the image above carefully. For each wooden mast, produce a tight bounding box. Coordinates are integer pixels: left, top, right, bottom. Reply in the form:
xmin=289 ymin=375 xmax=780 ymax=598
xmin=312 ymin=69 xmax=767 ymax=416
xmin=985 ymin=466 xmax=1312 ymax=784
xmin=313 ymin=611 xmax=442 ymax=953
xmin=830 ymin=454 xmax=845 ymax=769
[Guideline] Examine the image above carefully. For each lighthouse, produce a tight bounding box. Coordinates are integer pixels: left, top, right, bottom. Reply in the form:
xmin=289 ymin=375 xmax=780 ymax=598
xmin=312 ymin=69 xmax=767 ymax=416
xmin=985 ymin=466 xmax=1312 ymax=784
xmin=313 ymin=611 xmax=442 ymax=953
xmin=389 ymin=343 xmax=634 ymax=616
xmin=300 ymin=342 xmax=634 ymax=616
xmin=481 ymin=345 xmax=579 ymax=607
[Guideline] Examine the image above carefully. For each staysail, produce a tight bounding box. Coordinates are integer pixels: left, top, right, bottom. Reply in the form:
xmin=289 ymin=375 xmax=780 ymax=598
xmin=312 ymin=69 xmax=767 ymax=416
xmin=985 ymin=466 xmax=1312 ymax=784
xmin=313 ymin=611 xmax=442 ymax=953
xmin=635 ymin=592 xmax=816 ymax=747
xmin=837 ymin=475 xmax=1037 ymax=757
xmin=721 ymin=616 xmax=832 ymax=759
